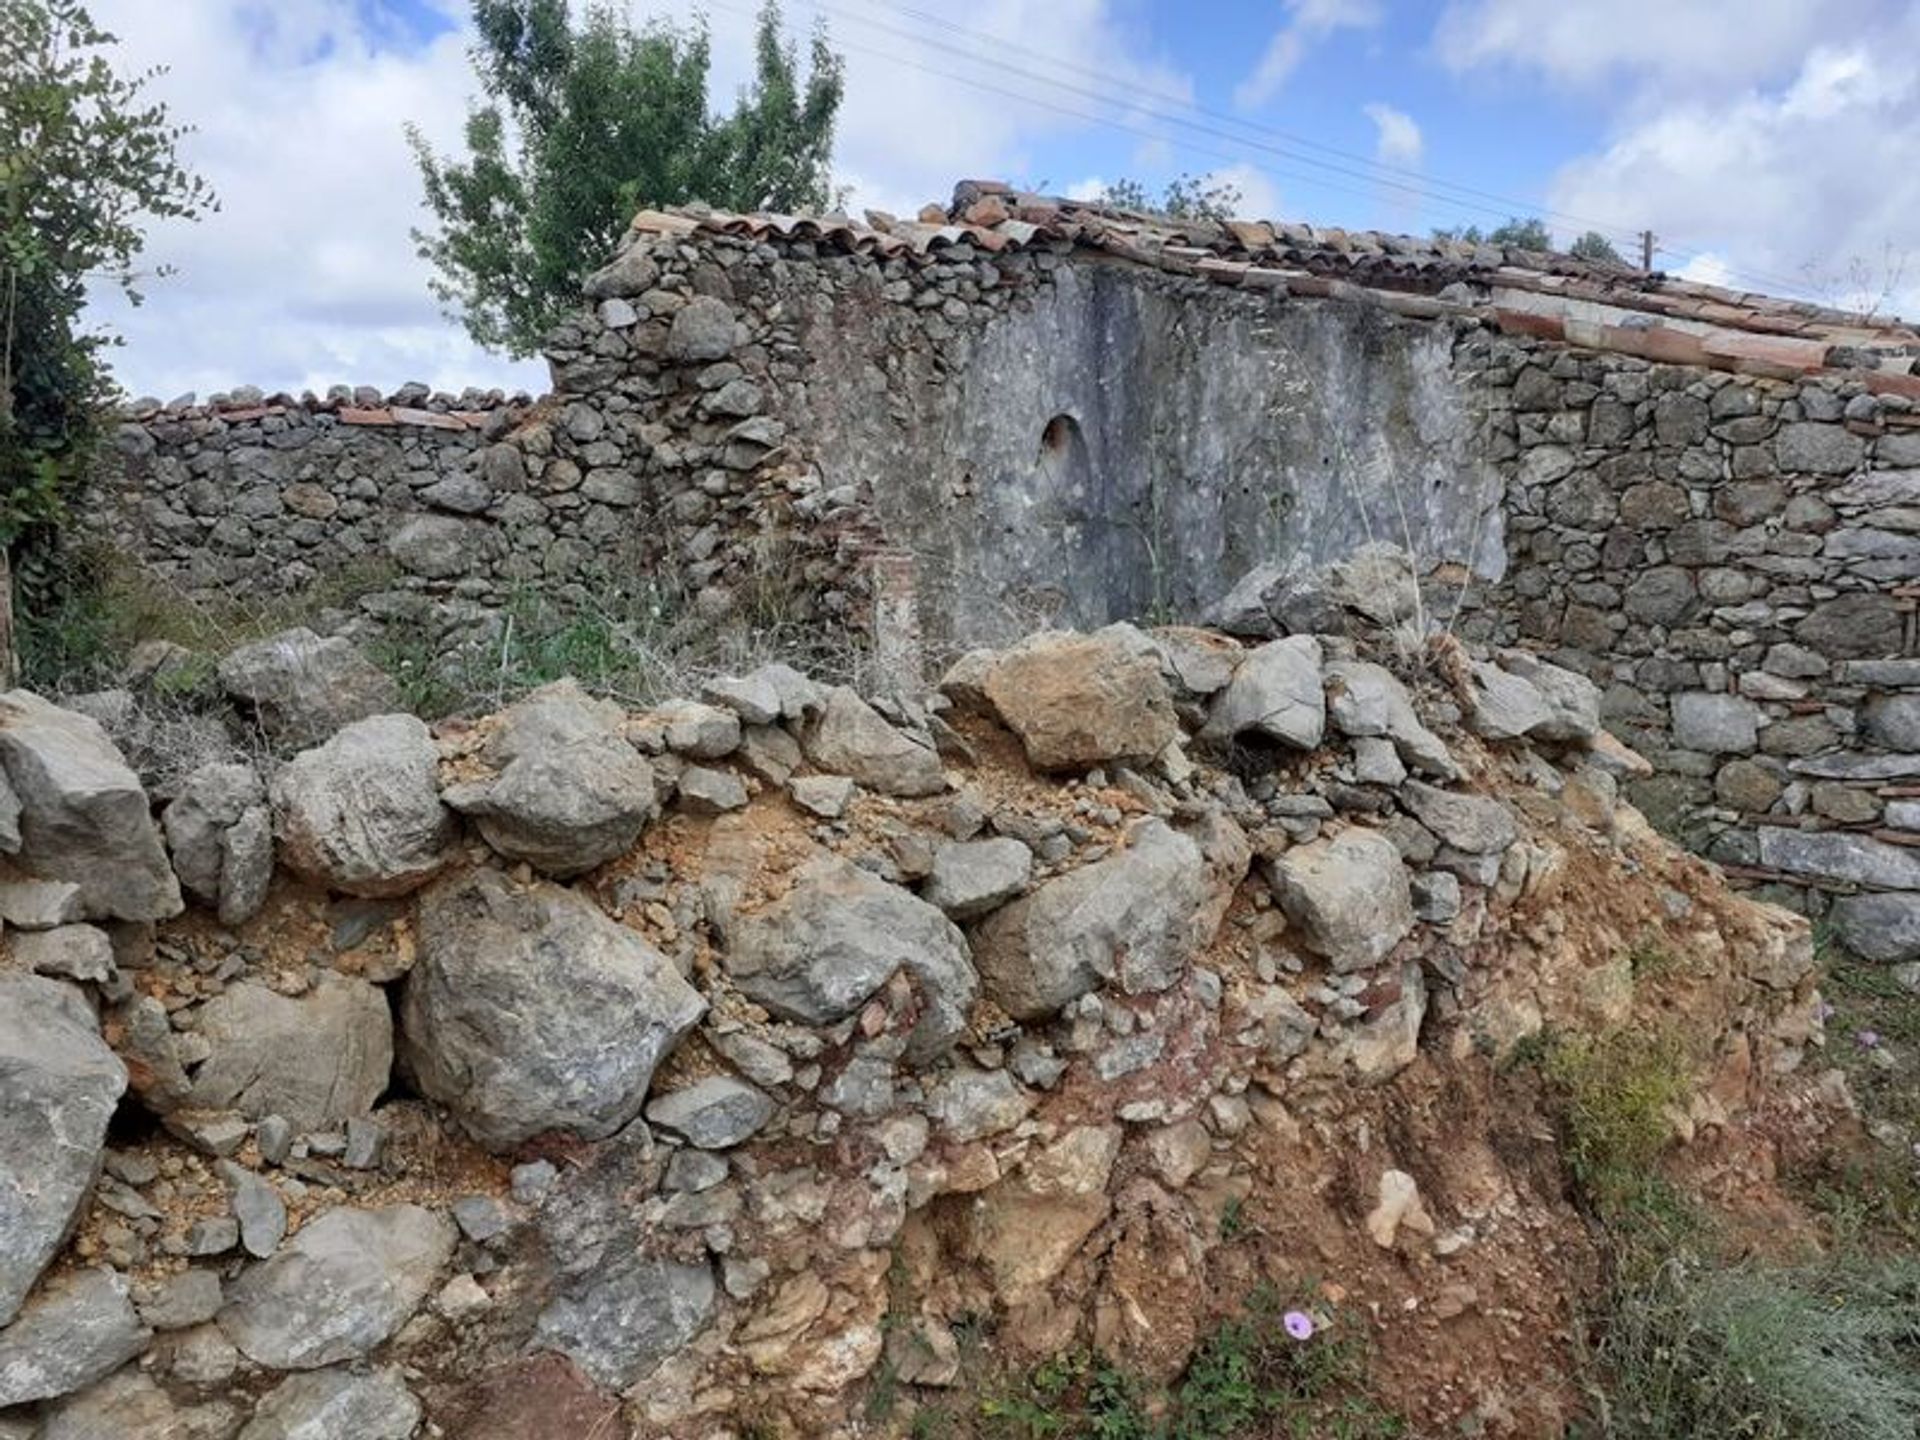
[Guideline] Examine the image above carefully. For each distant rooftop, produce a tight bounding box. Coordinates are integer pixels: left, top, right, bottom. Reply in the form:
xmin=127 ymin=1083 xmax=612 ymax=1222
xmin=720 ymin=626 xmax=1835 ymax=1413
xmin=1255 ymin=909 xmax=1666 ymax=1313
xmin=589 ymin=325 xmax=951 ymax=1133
xmin=628 ymin=180 xmax=1920 ymax=399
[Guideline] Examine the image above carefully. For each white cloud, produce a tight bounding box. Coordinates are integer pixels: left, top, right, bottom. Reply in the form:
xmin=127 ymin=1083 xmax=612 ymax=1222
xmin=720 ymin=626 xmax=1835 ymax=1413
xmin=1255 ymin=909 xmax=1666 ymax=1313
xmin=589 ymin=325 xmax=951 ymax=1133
xmin=1362 ymin=102 xmax=1423 ymax=167
xmin=1235 ymin=0 xmax=1382 ymax=111
xmin=1202 ymin=164 xmax=1283 ymax=222
xmin=1433 ymin=0 xmax=1867 ymax=95
xmin=1542 ymin=37 xmax=1920 ymax=316
xmin=80 ymin=0 xmax=1196 ymax=399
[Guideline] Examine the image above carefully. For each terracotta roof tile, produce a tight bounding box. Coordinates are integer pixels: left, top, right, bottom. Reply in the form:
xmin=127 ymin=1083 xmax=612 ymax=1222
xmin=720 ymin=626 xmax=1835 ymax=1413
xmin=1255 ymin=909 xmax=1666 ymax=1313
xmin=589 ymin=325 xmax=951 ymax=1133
xmin=622 ymin=181 xmax=1920 ymax=384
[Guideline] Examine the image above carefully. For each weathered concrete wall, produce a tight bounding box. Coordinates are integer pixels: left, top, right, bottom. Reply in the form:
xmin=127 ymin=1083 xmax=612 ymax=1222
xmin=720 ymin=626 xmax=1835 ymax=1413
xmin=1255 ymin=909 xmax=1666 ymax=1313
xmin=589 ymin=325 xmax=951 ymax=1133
xmin=779 ymin=258 xmax=1503 ymax=642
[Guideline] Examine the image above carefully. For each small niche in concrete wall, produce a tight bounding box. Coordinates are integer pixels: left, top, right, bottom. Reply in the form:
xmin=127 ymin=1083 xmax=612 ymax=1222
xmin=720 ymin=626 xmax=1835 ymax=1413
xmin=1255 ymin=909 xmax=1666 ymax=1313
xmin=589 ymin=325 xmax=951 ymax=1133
xmin=1037 ymin=412 xmax=1091 ymax=496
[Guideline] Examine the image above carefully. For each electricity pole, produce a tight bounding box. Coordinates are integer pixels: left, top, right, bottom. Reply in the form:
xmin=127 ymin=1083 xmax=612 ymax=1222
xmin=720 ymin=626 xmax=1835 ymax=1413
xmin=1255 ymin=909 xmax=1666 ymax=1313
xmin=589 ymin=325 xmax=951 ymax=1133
xmin=1640 ymin=230 xmax=1656 ymax=273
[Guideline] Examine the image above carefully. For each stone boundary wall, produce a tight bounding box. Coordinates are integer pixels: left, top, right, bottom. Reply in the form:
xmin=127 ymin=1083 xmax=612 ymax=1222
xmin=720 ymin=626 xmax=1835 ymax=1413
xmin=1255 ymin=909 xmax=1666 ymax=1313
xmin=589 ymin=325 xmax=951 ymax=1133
xmin=1457 ymin=336 xmax=1920 ymax=943
xmin=93 ymin=229 xmax=1920 ymax=946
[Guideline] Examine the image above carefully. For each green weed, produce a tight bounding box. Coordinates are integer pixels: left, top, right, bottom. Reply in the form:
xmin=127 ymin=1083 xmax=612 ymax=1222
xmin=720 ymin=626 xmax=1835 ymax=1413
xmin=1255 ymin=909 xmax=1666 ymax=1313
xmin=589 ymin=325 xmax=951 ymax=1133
xmin=1584 ymin=1255 xmax=1920 ymax=1440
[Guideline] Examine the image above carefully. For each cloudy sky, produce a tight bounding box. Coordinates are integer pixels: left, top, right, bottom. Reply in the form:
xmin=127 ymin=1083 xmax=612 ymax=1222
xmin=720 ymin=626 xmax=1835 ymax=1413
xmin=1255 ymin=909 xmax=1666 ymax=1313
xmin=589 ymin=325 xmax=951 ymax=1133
xmin=81 ymin=0 xmax=1920 ymax=399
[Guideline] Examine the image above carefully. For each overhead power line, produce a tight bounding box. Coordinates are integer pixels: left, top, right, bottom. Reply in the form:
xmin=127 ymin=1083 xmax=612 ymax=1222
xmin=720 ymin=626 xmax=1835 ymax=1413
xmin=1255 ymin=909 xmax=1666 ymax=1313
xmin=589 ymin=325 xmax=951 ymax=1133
xmin=812 ymin=0 xmax=1823 ymax=299
xmin=707 ymin=0 xmax=1819 ymax=299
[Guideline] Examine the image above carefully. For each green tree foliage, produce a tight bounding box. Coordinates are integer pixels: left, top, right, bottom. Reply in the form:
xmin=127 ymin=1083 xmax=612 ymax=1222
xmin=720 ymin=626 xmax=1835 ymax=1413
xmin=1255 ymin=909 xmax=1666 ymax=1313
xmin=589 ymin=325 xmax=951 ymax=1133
xmin=1570 ymin=229 xmax=1626 ymax=265
xmin=1100 ymin=172 xmax=1243 ymax=223
xmin=0 ymin=0 xmax=214 ymax=540
xmin=1433 ymin=216 xmax=1554 ymax=250
xmin=411 ymin=0 xmax=844 ymax=356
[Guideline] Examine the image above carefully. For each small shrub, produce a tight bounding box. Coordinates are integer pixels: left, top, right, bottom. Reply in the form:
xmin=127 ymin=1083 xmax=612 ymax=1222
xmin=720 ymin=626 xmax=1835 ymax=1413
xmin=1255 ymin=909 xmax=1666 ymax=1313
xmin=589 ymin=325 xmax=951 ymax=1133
xmin=1537 ymin=1029 xmax=1692 ymax=1220
xmin=1588 ymin=1256 xmax=1920 ymax=1440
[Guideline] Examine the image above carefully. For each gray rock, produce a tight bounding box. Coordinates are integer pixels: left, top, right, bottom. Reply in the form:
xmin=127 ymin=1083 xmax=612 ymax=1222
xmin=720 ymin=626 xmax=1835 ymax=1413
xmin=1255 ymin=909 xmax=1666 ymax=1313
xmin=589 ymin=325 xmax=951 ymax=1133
xmin=401 ymin=869 xmax=706 ymax=1149
xmin=0 ymin=1269 xmax=149 ymax=1405
xmin=789 ymin=773 xmax=856 ymax=817
xmin=973 ymin=818 xmax=1213 ymax=1020
xmin=1202 ymin=636 xmax=1325 ymax=749
xmin=1399 ymin=782 xmax=1517 ymax=854
xmin=0 ymin=691 xmax=182 ymax=922
xmin=386 ymin=514 xmax=480 ymax=580
xmin=1795 ymin=594 xmax=1906 ymax=659
xmin=1267 ymin=828 xmax=1414 ymax=972
xmin=13 ymin=924 xmax=116 ymax=984
xmin=216 ymin=629 xmax=400 ymax=748
xmin=923 ymin=836 xmax=1033 ymax=919
xmin=1755 ymin=829 xmax=1920 ymax=889
xmin=583 ymin=246 xmax=659 ymax=299
xmin=1495 ymin=652 xmax=1602 ymax=742
xmin=159 ymin=765 xmax=270 ymax=917
xmin=801 ymin=688 xmax=945 ymax=797
xmin=445 ymin=681 xmax=656 ymax=877
xmin=676 ymin=765 xmax=748 ymax=815
xmin=186 ymin=976 xmax=392 ymax=1128
xmin=746 ymin=662 xmax=825 ymax=723
xmin=419 ymin=472 xmax=492 ymax=514
xmin=534 ymin=1254 xmax=715 ymax=1389
xmin=925 ymin=1066 xmax=1033 ymax=1141
xmin=272 ymin=715 xmax=456 ymax=897
xmin=1776 ymin=421 xmax=1865 ymax=474
xmin=644 ymin=1076 xmax=774 ymax=1149
xmin=665 ymin=296 xmax=736 ymax=362
xmin=1828 ymin=893 xmax=1920 ymax=964
xmin=1864 ymin=694 xmax=1920 ymax=751
xmin=721 ymin=852 xmax=975 ymax=1061
xmin=138 ymin=1270 xmax=223 ymax=1331
xmin=701 ymin=674 xmax=783 ymax=726
xmin=657 ymin=700 xmax=741 ymax=759
xmin=238 ymin=1366 xmax=422 ymax=1440
xmin=37 ymin=1367 xmax=189 ymax=1440
xmin=0 ymin=877 xmax=84 ymax=929
xmin=1411 ymin=870 xmax=1462 ymax=923
xmin=979 ymin=626 xmax=1179 ymax=771
xmin=218 ymin=1204 xmax=455 ymax=1369
xmin=1670 ymin=692 xmax=1761 ymax=755
xmin=451 ymin=1196 xmax=510 ymax=1244
xmin=218 ymin=1161 xmax=288 ymax=1259
xmin=1352 ymin=736 xmax=1407 ymax=785
xmin=1322 ymin=660 xmax=1456 ymax=777
xmin=1150 ymin=626 xmax=1243 ymax=697
xmin=187 ymin=1217 xmax=240 ymax=1256
xmin=1462 ymin=659 xmax=1552 ymax=742
xmin=0 ymin=975 xmax=127 ymax=1324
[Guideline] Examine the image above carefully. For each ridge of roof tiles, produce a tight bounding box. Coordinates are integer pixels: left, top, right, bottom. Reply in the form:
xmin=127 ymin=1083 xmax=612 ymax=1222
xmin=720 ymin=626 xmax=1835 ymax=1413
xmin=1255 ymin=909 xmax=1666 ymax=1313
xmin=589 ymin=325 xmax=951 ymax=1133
xmin=627 ymin=179 xmax=1920 ymax=383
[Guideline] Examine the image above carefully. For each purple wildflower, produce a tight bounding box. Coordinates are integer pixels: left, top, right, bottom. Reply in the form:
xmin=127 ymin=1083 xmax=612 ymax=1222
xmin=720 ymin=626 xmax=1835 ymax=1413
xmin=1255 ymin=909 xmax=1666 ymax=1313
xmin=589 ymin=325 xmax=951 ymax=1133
xmin=1816 ymin=1001 xmax=1836 ymax=1022
xmin=1283 ymin=1310 xmax=1315 ymax=1341
xmin=1856 ymin=1029 xmax=1881 ymax=1049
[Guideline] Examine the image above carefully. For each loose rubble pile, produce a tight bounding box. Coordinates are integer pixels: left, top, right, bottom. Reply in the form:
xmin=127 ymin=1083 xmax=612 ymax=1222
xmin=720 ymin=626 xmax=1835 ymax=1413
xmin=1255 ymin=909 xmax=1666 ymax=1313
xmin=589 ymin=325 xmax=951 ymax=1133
xmin=0 ymin=599 xmax=1833 ymax=1437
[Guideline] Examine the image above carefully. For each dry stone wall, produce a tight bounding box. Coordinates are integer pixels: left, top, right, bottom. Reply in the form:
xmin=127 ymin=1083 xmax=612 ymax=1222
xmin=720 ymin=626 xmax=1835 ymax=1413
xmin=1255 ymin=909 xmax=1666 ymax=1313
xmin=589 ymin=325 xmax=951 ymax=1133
xmin=0 ymin=617 xmax=1830 ymax=1438
xmin=1454 ymin=335 xmax=1920 ymax=942
xmin=93 ymin=226 xmax=1918 ymax=945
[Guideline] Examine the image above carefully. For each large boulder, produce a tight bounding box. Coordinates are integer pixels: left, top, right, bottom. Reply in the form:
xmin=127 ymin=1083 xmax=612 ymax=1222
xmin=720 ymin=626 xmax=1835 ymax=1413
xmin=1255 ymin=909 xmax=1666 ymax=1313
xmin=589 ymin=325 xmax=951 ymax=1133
xmin=977 ymin=626 xmax=1179 ymax=771
xmin=238 ymin=1367 xmax=422 ymax=1440
xmin=218 ymin=1205 xmax=455 ymax=1370
xmin=0 ymin=1268 xmax=149 ymax=1406
xmin=400 ymin=869 xmax=706 ymax=1149
xmin=445 ymin=682 xmax=657 ymax=877
xmin=721 ymin=852 xmax=976 ymax=1061
xmin=39 ymin=1368 xmax=190 ymax=1440
xmin=973 ymin=818 xmax=1216 ymax=1020
xmin=535 ymin=1254 xmax=715 ymax=1390
xmin=1827 ymin=892 xmax=1920 ymax=964
xmin=271 ymin=715 xmax=456 ymax=897
xmin=217 ymin=628 xmax=400 ymax=748
xmin=162 ymin=761 xmax=273 ymax=926
xmin=1268 ymin=828 xmax=1414 ymax=972
xmin=1323 ymin=660 xmax=1457 ymax=777
xmin=184 ymin=975 xmax=392 ymax=1128
xmin=1201 ymin=636 xmax=1326 ymax=749
xmin=0 ymin=691 xmax=182 ymax=922
xmin=800 ymin=688 xmax=945 ymax=797
xmin=0 ymin=975 xmax=127 ymax=1325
